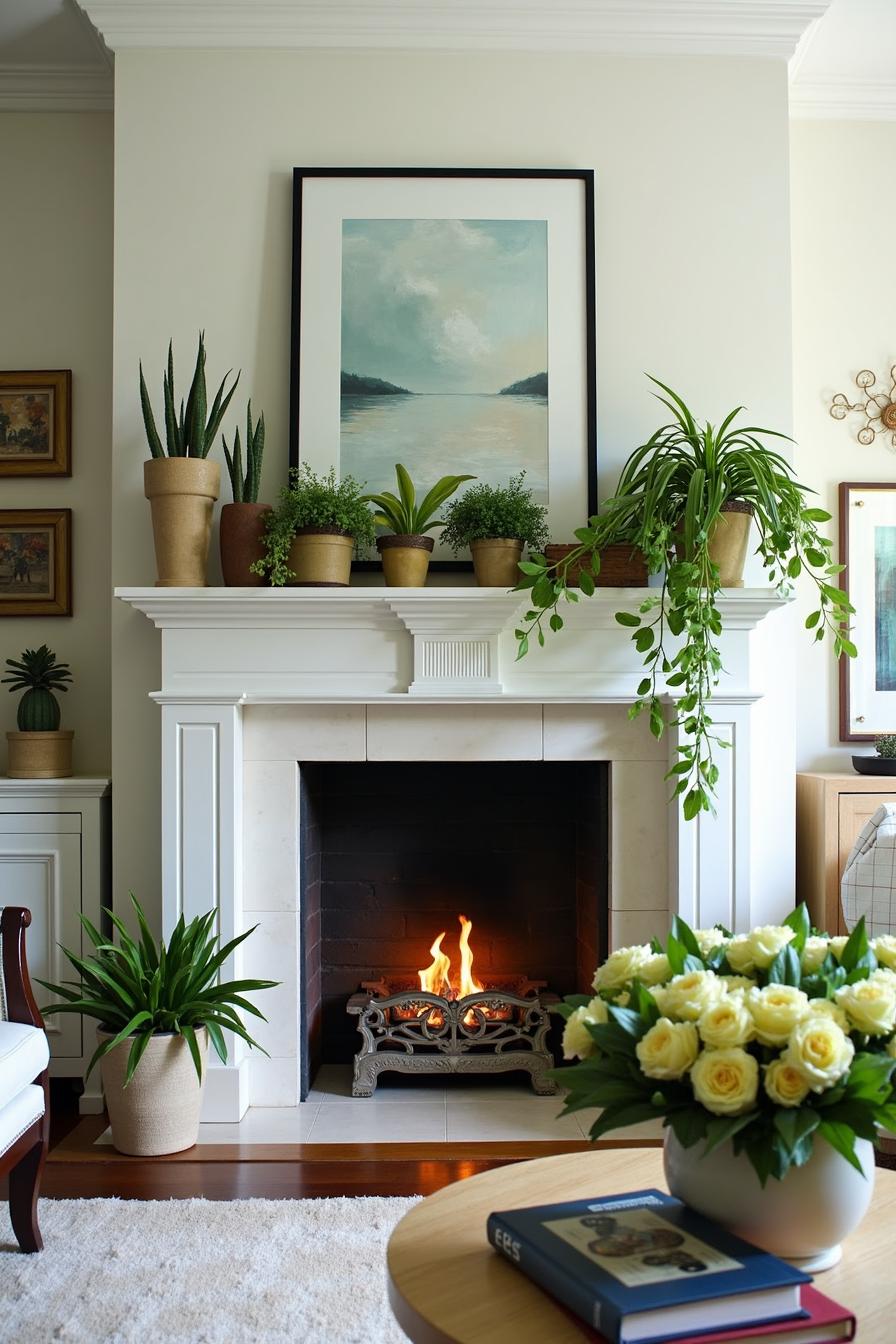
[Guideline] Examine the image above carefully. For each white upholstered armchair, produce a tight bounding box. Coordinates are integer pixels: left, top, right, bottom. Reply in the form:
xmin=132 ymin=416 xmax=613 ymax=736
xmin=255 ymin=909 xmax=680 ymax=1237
xmin=0 ymin=906 xmax=50 ymax=1252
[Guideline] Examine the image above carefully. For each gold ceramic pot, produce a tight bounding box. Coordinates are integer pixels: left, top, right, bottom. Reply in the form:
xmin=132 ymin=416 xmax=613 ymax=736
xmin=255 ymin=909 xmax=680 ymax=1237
xmin=98 ymin=1026 xmax=207 ymax=1157
xmin=286 ymin=527 xmax=354 ymax=586
xmin=470 ymin=538 xmax=524 ymax=588
xmin=377 ymin=534 xmax=434 ymax=587
xmin=144 ymin=457 xmax=220 ymax=587
xmin=6 ymin=730 xmax=73 ymax=779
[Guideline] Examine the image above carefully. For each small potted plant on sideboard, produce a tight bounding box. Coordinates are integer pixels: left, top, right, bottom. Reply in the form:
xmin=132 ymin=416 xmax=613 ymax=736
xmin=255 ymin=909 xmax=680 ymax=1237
xmin=220 ymin=401 xmax=270 ymax=586
xmin=253 ymin=464 xmax=376 ymax=587
xmin=363 ymin=463 xmax=474 ymax=586
xmin=3 ymin=644 xmax=73 ymax=778
xmin=139 ymin=333 xmax=240 ymax=587
xmin=440 ymin=472 xmax=549 ymax=587
xmin=39 ymin=895 xmax=277 ymax=1156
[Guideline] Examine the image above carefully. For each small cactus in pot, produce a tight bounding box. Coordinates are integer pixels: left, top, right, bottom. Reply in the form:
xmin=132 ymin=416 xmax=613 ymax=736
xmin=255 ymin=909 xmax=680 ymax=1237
xmin=3 ymin=645 xmax=74 ymax=777
xmin=876 ymin=734 xmax=896 ymax=759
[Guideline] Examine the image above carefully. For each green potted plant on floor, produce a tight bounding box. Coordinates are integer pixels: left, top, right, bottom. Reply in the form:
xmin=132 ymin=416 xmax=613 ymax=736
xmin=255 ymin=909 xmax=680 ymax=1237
xmin=441 ymin=472 xmax=549 ymax=587
xmin=516 ymin=377 xmax=855 ymax=819
xmin=139 ymin=333 xmax=240 ymax=586
xmin=38 ymin=895 xmax=277 ymax=1156
xmin=253 ymin=464 xmax=376 ymax=587
xmin=3 ymin=645 xmax=73 ymax=778
xmin=363 ymin=463 xmax=475 ymax=586
xmin=220 ymin=401 xmax=269 ymax=586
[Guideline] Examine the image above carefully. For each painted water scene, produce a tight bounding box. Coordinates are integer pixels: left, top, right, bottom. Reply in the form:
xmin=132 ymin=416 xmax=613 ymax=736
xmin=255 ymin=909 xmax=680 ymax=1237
xmin=875 ymin=524 xmax=896 ymax=691
xmin=340 ymin=218 xmax=548 ymax=504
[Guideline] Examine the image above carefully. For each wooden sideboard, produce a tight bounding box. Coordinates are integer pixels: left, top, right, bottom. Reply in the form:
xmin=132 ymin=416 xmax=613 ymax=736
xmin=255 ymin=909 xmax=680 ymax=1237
xmin=796 ymin=771 xmax=896 ymax=935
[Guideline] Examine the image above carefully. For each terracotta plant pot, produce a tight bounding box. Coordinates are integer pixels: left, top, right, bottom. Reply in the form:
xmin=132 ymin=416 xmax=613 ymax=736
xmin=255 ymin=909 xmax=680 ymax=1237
xmin=286 ymin=527 xmax=354 ymax=586
xmin=144 ymin=456 xmax=220 ymax=587
xmin=675 ymin=500 xmax=754 ymax=588
xmin=6 ymin=730 xmax=73 ymax=779
xmin=377 ymin=534 xmax=434 ymax=587
xmin=544 ymin=542 xmax=649 ymax=588
xmin=219 ymin=502 xmax=272 ymax=587
xmin=98 ymin=1025 xmax=208 ymax=1157
xmin=470 ymin=538 xmax=524 ymax=588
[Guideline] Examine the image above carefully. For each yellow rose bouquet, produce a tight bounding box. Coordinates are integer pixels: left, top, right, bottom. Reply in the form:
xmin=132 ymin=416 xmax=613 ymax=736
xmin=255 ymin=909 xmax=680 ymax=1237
xmin=556 ymin=904 xmax=896 ymax=1184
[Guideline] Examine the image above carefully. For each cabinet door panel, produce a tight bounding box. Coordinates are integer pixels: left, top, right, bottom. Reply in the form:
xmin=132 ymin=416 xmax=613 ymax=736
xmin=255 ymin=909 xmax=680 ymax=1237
xmin=0 ymin=834 xmax=82 ymax=1057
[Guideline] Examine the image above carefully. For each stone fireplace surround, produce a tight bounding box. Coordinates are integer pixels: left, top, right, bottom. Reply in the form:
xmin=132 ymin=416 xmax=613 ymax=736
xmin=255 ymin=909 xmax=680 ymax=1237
xmin=118 ymin=586 xmax=792 ymax=1122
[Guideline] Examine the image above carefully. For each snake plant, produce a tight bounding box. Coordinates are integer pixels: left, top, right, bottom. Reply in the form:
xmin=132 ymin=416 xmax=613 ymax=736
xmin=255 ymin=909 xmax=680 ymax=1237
xmin=139 ymin=332 xmax=240 ymax=459
xmin=38 ymin=894 xmax=277 ymax=1086
xmin=223 ymin=401 xmax=265 ymax=503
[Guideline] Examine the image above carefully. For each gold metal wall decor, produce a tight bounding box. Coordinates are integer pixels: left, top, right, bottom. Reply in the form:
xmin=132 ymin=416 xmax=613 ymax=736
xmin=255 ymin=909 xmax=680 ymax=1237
xmin=830 ymin=366 xmax=896 ymax=448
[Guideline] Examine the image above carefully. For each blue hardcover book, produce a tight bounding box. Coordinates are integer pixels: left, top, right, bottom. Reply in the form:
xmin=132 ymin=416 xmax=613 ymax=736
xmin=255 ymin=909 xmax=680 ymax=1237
xmin=487 ymin=1188 xmax=811 ymax=1344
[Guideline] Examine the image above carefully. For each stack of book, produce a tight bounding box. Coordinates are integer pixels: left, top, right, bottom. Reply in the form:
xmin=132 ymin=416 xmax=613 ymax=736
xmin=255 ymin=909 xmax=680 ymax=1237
xmin=487 ymin=1188 xmax=855 ymax=1343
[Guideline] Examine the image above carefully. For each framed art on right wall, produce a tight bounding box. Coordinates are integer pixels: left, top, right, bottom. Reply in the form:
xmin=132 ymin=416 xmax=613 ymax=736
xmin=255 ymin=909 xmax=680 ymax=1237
xmin=840 ymin=481 xmax=896 ymax=740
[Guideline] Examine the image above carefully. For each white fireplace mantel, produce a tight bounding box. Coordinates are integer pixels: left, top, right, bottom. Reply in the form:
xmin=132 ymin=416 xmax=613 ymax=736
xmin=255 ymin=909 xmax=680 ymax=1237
xmin=117 ymin=585 xmax=793 ymax=1120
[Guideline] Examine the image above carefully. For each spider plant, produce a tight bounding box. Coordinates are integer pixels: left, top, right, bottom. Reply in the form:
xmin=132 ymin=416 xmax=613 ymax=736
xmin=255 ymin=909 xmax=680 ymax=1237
xmin=515 ymin=376 xmax=855 ymax=819
xmin=38 ymin=894 xmax=277 ymax=1086
xmin=362 ymin=463 xmax=475 ymax=536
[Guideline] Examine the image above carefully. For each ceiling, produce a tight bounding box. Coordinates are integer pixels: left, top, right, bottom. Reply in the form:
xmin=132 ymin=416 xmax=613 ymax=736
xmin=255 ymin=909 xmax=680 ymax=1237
xmin=0 ymin=1 xmax=893 ymax=118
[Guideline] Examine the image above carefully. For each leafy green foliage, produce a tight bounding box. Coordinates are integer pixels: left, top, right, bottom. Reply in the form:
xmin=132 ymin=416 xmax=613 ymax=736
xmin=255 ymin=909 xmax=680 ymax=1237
xmin=139 ymin=333 xmax=240 ymax=459
xmin=223 ymin=401 xmax=265 ymax=503
xmin=876 ymin=734 xmax=896 ymax=759
xmin=252 ymin=464 xmax=377 ymax=585
xmin=362 ymin=463 xmax=475 ymax=536
xmin=557 ymin=906 xmax=896 ymax=1184
xmin=514 ymin=376 xmax=855 ymax=818
xmin=440 ymin=472 xmax=549 ymax=554
xmin=38 ymin=894 xmax=277 ymax=1087
xmin=2 ymin=644 xmax=72 ymax=731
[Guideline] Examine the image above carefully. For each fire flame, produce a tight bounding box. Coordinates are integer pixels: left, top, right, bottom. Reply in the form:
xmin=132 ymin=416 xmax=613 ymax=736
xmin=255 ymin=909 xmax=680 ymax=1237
xmin=418 ymin=914 xmax=484 ymax=998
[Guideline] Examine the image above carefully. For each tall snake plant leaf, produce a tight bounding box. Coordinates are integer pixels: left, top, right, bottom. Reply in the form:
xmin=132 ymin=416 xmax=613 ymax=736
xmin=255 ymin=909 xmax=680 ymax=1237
xmin=163 ymin=341 xmax=181 ymax=456
xmin=139 ymin=363 xmax=164 ymax=458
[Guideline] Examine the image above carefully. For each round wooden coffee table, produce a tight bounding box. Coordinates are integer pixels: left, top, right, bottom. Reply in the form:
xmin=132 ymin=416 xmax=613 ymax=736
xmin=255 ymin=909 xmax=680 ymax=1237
xmin=387 ymin=1148 xmax=896 ymax=1344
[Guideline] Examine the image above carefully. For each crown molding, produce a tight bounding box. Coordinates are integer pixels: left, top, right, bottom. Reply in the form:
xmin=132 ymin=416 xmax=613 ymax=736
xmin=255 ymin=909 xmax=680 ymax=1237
xmin=80 ymin=2 xmax=830 ymax=59
xmin=790 ymin=78 xmax=896 ymax=120
xmin=0 ymin=65 xmax=113 ymax=112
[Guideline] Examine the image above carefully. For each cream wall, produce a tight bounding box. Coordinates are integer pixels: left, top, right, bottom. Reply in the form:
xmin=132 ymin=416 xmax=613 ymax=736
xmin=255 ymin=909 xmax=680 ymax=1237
xmin=791 ymin=120 xmax=896 ymax=771
xmin=0 ymin=112 xmax=112 ymax=775
xmin=112 ymin=50 xmax=795 ymax=929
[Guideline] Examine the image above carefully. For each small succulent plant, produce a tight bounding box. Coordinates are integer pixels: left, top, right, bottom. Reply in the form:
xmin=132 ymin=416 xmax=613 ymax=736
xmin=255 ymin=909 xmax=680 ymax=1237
xmin=223 ymin=401 xmax=265 ymax=503
xmin=2 ymin=645 xmax=72 ymax=731
xmin=876 ymin=734 xmax=896 ymax=759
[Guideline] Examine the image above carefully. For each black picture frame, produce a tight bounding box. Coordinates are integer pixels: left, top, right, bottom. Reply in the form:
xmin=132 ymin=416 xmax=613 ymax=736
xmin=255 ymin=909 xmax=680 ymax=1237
xmin=290 ymin=167 xmax=597 ymax=571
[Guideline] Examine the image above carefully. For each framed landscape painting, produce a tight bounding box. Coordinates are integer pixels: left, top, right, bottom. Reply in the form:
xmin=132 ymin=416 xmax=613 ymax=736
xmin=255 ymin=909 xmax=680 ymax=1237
xmin=839 ymin=482 xmax=896 ymax=740
xmin=0 ymin=371 xmax=71 ymax=476
xmin=290 ymin=168 xmax=596 ymax=567
xmin=0 ymin=509 xmax=72 ymax=617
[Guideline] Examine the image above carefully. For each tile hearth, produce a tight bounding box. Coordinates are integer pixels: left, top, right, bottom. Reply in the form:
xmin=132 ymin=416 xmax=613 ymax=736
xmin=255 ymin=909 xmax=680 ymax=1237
xmin=93 ymin=1067 xmax=663 ymax=1146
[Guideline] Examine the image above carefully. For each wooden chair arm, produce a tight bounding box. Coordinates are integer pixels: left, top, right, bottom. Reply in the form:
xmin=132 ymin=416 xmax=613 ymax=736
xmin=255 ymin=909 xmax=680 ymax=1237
xmin=0 ymin=907 xmax=45 ymax=1030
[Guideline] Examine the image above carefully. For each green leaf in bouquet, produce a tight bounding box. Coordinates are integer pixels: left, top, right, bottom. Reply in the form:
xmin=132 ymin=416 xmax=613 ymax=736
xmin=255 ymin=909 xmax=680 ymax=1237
xmin=838 ymin=917 xmax=870 ymax=973
xmin=842 ymin=1052 xmax=896 ymax=1103
xmin=782 ymin=902 xmax=810 ymax=953
xmin=773 ymin=1106 xmax=820 ymax=1158
xmin=584 ymin=1101 xmax=664 ymax=1142
xmin=666 ymin=933 xmax=688 ymax=976
xmin=650 ymin=935 xmax=665 ymax=954
xmin=586 ymin=1019 xmax=641 ymax=1058
xmin=665 ymin=1106 xmax=709 ymax=1149
xmin=670 ymin=915 xmax=702 ymax=960
xmin=607 ymin=1005 xmax=650 ymax=1039
xmin=628 ymin=980 xmax=661 ymax=1025
xmin=766 ymin=945 xmax=802 ymax=987
xmin=817 ymin=1119 xmax=867 ymax=1175
xmin=845 ymin=953 xmax=878 ymax=982
xmin=552 ymin=994 xmax=593 ymax=1021
xmin=703 ymin=1111 xmax=760 ymax=1156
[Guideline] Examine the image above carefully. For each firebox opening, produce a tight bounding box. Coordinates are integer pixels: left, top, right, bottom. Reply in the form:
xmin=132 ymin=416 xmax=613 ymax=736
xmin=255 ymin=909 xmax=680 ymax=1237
xmin=299 ymin=760 xmax=608 ymax=1099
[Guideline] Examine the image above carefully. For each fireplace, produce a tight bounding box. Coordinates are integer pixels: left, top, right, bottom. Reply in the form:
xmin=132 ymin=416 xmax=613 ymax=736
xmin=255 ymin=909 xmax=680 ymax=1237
xmin=298 ymin=760 xmax=608 ymax=1098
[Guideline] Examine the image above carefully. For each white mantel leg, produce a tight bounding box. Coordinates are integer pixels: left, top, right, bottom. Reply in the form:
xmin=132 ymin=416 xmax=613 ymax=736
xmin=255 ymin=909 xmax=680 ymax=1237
xmin=160 ymin=698 xmax=248 ymax=1121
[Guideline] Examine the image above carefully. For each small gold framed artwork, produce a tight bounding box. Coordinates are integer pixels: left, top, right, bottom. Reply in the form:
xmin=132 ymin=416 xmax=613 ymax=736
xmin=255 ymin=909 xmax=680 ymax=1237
xmin=0 ymin=510 xmax=72 ymax=617
xmin=0 ymin=371 xmax=71 ymax=476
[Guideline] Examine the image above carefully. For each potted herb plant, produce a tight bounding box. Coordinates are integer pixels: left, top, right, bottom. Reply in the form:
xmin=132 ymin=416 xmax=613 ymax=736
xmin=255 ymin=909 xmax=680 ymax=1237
xmin=139 ymin=333 xmax=240 ymax=586
xmin=39 ymin=895 xmax=277 ymax=1156
xmin=853 ymin=734 xmax=896 ymax=776
xmin=362 ymin=463 xmax=475 ymax=586
xmin=253 ymin=464 xmax=376 ymax=587
xmin=441 ymin=472 xmax=549 ymax=587
xmin=220 ymin=401 xmax=270 ymax=586
xmin=516 ymin=378 xmax=855 ymax=818
xmin=3 ymin=645 xmax=73 ymax=778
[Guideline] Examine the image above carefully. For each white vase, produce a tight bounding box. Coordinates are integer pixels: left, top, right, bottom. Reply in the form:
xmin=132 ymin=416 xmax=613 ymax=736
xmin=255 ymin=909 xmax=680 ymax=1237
xmin=663 ymin=1129 xmax=875 ymax=1272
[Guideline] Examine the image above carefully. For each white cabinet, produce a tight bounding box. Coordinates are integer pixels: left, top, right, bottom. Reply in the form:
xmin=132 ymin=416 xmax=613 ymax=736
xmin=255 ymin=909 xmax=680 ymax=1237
xmin=0 ymin=778 xmax=110 ymax=1113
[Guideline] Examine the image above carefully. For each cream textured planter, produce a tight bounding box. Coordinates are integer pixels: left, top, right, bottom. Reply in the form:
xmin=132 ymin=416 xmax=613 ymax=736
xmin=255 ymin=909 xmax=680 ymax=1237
xmin=99 ymin=1026 xmax=208 ymax=1156
xmin=470 ymin=538 xmax=524 ymax=588
xmin=287 ymin=528 xmax=354 ymax=586
xmin=144 ymin=457 xmax=220 ymax=587
xmin=664 ymin=1130 xmax=875 ymax=1272
xmin=6 ymin=730 xmax=73 ymax=779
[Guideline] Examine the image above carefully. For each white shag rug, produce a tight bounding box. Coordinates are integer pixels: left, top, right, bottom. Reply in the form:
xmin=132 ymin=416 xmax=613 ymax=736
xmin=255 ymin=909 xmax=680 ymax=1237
xmin=1 ymin=1195 xmax=420 ymax=1344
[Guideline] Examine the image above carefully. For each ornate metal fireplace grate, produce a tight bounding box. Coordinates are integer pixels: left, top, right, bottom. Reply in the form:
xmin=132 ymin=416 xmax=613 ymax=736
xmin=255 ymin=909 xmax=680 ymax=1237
xmin=346 ymin=977 xmax=559 ymax=1097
